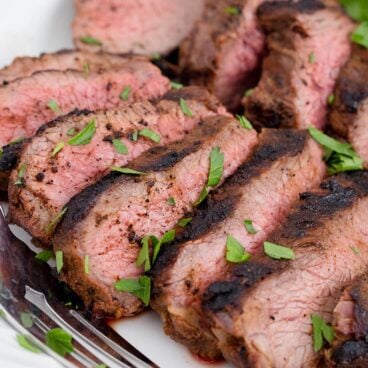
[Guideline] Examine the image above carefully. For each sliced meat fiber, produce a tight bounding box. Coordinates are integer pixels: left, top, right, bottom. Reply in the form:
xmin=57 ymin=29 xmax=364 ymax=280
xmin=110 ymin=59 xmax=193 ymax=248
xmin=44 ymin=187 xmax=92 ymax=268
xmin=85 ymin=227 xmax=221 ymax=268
xmin=53 ymin=115 xmax=257 ymax=318
xmin=72 ymin=0 xmax=204 ymax=56
xmin=203 ymin=172 xmax=368 ymax=368
xmin=180 ymin=0 xmax=266 ymax=110
xmin=8 ymin=87 xmax=226 ymax=245
xmin=150 ymin=129 xmax=325 ymax=360
xmin=243 ymin=0 xmax=354 ymax=129
xmin=0 ymin=57 xmax=169 ymax=146
xmin=0 ymin=49 xmax=130 ymax=85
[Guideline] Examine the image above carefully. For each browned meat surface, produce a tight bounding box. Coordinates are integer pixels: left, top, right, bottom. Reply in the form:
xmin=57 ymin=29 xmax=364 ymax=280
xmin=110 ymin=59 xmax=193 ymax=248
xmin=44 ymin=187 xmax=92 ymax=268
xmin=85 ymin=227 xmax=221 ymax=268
xmin=0 ymin=56 xmax=169 ymax=146
xmin=329 ymin=44 xmax=368 ymax=168
xmin=180 ymin=0 xmax=265 ymax=110
xmin=203 ymin=172 xmax=368 ymax=368
xmin=8 ymin=87 xmax=226 ymax=245
xmin=0 ymin=50 xmax=130 ymax=85
xmin=151 ymin=129 xmax=325 ymax=360
xmin=73 ymin=0 xmax=204 ymax=56
xmin=243 ymin=0 xmax=353 ymax=129
xmin=53 ymin=115 xmax=257 ymax=318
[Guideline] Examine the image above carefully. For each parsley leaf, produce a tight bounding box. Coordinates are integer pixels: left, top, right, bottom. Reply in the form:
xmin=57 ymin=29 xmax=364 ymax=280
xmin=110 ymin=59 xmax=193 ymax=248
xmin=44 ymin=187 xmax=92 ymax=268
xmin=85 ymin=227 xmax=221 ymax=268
xmin=328 ymin=94 xmax=335 ymax=106
xmin=35 ymin=250 xmax=54 ymax=262
xmin=56 ymin=251 xmax=63 ymax=273
xmin=68 ymin=120 xmax=96 ymax=146
xmin=195 ymin=186 xmax=208 ymax=206
xmin=167 ymin=197 xmax=176 ymax=206
xmin=138 ymin=128 xmax=160 ymax=143
xmin=177 ymin=217 xmax=192 ymax=227
xmin=244 ymin=219 xmax=257 ymax=234
xmin=84 ymin=255 xmax=90 ymax=274
xmin=115 ymin=275 xmax=151 ymax=305
xmin=263 ymin=241 xmax=295 ymax=260
xmin=17 ymin=335 xmax=41 ymax=353
xmin=67 ymin=128 xmax=76 ymax=136
xmin=0 ymin=147 xmax=3 ymax=159
xmin=225 ymin=6 xmax=240 ymax=15
xmin=47 ymin=99 xmax=60 ymax=113
xmin=119 ymin=86 xmax=131 ymax=101
xmin=45 ymin=207 xmax=68 ymax=234
xmin=226 ymin=235 xmax=251 ymax=263
xmin=311 ymin=314 xmax=334 ymax=352
xmin=170 ymin=81 xmax=184 ymax=90
xmin=244 ymin=88 xmax=254 ymax=97
xmin=46 ymin=328 xmax=74 ymax=356
xmin=179 ymin=98 xmax=193 ymax=117
xmin=207 ymin=147 xmax=224 ymax=187
xmin=236 ymin=114 xmax=253 ymax=130
xmin=112 ymin=139 xmax=128 ymax=155
xmin=15 ymin=163 xmax=27 ymax=186
xmin=136 ymin=236 xmax=151 ymax=272
xmin=80 ymin=36 xmax=102 ymax=46
xmin=111 ymin=166 xmax=146 ymax=175
xmin=153 ymin=230 xmax=175 ymax=262
xmin=309 ymin=51 xmax=316 ymax=64
xmin=352 ymin=21 xmax=368 ymax=48
xmin=52 ymin=142 xmax=64 ymax=157
xmin=339 ymin=0 xmax=368 ymax=22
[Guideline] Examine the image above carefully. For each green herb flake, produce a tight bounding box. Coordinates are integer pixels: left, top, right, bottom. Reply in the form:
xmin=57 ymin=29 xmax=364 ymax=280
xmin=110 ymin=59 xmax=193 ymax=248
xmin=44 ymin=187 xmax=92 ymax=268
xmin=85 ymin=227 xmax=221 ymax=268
xmin=112 ymin=139 xmax=128 ymax=155
xmin=15 ymin=163 xmax=27 ymax=186
xmin=244 ymin=88 xmax=254 ymax=97
xmin=45 ymin=207 xmax=68 ymax=234
xmin=119 ymin=86 xmax=131 ymax=101
xmin=35 ymin=250 xmax=54 ymax=262
xmin=236 ymin=114 xmax=253 ymax=130
xmin=66 ymin=128 xmax=76 ymax=136
xmin=339 ymin=0 xmax=368 ymax=21
xmin=195 ymin=186 xmax=208 ymax=206
xmin=177 ymin=217 xmax=192 ymax=227
xmin=167 ymin=197 xmax=176 ymax=206
xmin=56 ymin=250 xmax=63 ymax=274
xmin=84 ymin=255 xmax=90 ymax=274
xmin=328 ymin=94 xmax=335 ymax=106
xmin=52 ymin=142 xmax=65 ymax=158
xmin=311 ymin=314 xmax=334 ymax=352
xmin=170 ymin=81 xmax=184 ymax=90
xmin=138 ymin=128 xmax=161 ymax=143
xmin=136 ymin=236 xmax=151 ymax=272
xmin=309 ymin=51 xmax=316 ymax=64
xmin=83 ymin=62 xmax=90 ymax=75
xmin=95 ymin=365 xmax=108 ymax=368
xmin=131 ymin=130 xmax=138 ymax=142
xmin=45 ymin=328 xmax=74 ymax=356
xmin=115 ymin=275 xmax=151 ymax=305
xmin=47 ymin=99 xmax=60 ymax=113
xmin=179 ymin=98 xmax=193 ymax=117
xmin=351 ymin=246 xmax=360 ymax=255
xmin=244 ymin=219 xmax=257 ymax=234
xmin=0 ymin=147 xmax=3 ymax=159
xmin=20 ymin=312 xmax=33 ymax=329
xmin=80 ymin=36 xmax=102 ymax=46
xmin=9 ymin=137 xmax=26 ymax=145
xmin=151 ymin=52 xmax=161 ymax=61
xmin=225 ymin=6 xmax=240 ymax=15
xmin=352 ymin=21 xmax=368 ymax=48
xmin=111 ymin=166 xmax=146 ymax=175
xmin=68 ymin=120 xmax=96 ymax=146
xmin=17 ymin=335 xmax=41 ymax=354
xmin=153 ymin=230 xmax=175 ymax=262
xmin=226 ymin=235 xmax=251 ymax=263
xmin=207 ymin=147 xmax=224 ymax=187
xmin=263 ymin=241 xmax=295 ymax=260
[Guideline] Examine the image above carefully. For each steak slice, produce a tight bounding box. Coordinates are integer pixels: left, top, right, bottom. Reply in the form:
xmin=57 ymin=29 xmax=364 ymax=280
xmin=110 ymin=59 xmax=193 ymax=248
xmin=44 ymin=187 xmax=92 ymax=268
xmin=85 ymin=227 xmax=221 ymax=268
xmin=72 ymin=0 xmax=204 ymax=56
xmin=243 ymin=0 xmax=354 ymax=129
xmin=179 ymin=0 xmax=265 ymax=110
xmin=0 ymin=57 xmax=169 ymax=146
xmin=8 ymin=87 xmax=226 ymax=245
xmin=53 ymin=115 xmax=257 ymax=318
xmin=151 ymin=129 xmax=325 ymax=360
xmin=0 ymin=50 xmax=130 ymax=85
xmin=203 ymin=172 xmax=368 ymax=368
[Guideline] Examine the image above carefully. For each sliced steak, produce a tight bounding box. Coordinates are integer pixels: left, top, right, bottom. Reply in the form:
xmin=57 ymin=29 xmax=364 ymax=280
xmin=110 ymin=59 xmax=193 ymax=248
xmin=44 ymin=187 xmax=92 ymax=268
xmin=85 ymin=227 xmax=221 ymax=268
xmin=73 ymin=0 xmax=204 ymax=56
xmin=151 ymin=129 xmax=325 ymax=359
xmin=8 ymin=87 xmax=226 ymax=244
xmin=243 ymin=0 xmax=354 ymax=128
xmin=0 ymin=50 xmax=130 ymax=85
xmin=329 ymin=44 xmax=368 ymax=168
xmin=203 ymin=172 xmax=368 ymax=368
xmin=180 ymin=0 xmax=265 ymax=110
xmin=53 ymin=115 xmax=257 ymax=318
xmin=0 ymin=57 xmax=169 ymax=146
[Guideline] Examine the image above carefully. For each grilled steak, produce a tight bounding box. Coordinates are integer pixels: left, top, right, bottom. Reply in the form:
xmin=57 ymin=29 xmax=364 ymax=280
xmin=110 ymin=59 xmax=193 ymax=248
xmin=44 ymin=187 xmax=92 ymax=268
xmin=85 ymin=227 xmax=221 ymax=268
xmin=8 ymin=87 xmax=226 ymax=245
xmin=0 ymin=50 xmax=130 ymax=85
xmin=180 ymin=0 xmax=265 ymax=110
xmin=203 ymin=171 xmax=368 ymax=368
xmin=151 ymin=129 xmax=325 ymax=360
xmin=243 ymin=0 xmax=353 ymax=128
xmin=53 ymin=115 xmax=257 ymax=318
xmin=329 ymin=44 xmax=368 ymax=168
xmin=0 ymin=57 xmax=169 ymax=146
xmin=72 ymin=0 xmax=204 ymax=56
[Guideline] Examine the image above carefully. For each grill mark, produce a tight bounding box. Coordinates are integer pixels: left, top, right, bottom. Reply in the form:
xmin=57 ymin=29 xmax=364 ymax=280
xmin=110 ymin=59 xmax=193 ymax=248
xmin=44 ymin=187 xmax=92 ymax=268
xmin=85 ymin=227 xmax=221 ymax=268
xmin=257 ymin=0 xmax=325 ymax=17
xmin=0 ymin=140 xmax=27 ymax=171
xmin=332 ymin=340 xmax=368 ymax=366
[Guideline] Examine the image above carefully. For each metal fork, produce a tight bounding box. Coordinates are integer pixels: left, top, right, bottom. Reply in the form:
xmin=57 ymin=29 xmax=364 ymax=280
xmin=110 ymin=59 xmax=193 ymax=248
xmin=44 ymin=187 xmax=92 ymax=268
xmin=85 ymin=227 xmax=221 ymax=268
xmin=0 ymin=205 xmax=155 ymax=368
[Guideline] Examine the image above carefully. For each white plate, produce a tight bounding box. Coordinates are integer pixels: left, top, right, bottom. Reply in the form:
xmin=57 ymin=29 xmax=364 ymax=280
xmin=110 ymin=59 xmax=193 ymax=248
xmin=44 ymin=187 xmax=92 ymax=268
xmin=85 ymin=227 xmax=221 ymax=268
xmin=0 ymin=1 xmax=231 ymax=367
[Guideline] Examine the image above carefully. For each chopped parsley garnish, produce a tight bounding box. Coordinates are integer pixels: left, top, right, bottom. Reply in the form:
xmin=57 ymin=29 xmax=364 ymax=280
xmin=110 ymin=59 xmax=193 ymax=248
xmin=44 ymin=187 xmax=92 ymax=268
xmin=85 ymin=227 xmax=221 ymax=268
xmin=136 ymin=236 xmax=151 ymax=272
xmin=131 ymin=130 xmax=138 ymax=142
xmin=195 ymin=186 xmax=208 ymax=206
xmin=84 ymin=255 xmax=90 ymax=274
xmin=119 ymin=86 xmax=131 ymax=101
xmin=225 ymin=6 xmax=240 ymax=15
xmin=17 ymin=335 xmax=41 ymax=353
xmin=47 ymin=99 xmax=60 ymax=113
xmin=138 ymin=128 xmax=160 ymax=143
xmin=56 ymin=251 xmax=63 ymax=273
xmin=80 ymin=36 xmax=102 ymax=46
xmin=45 ymin=328 xmax=74 ymax=356
xmin=45 ymin=207 xmax=68 ymax=234
xmin=9 ymin=137 xmax=26 ymax=145
xmin=328 ymin=94 xmax=335 ymax=106
xmin=154 ymin=230 xmax=175 ymax=261
xmin=309 ymin=51 xmax=316 ymax=64
xmin=308 ymin=126 xmax=364 ymax=174
xmin=67 ymin=120 xmax=96 ymax=146
xmin=236 ymin=114 xmax=253 ymax=130
xmin=35 ymin=250 xmax=54 ymax=262
xmin=0 ymin=147 xmax=3 ymax=159
xmin=244 ymin=219 xmax=257 ymax=234
xmin=151 ymin=52 xmax=161 ymax=61
xmin=177 ymin=217 xmax=192 ymax=227
xmin=15 ymin=163 xmax=27 ymax=186
xmin=83 ymin=62 xmax=90 ymax=75
xmin=66 ymin=128 xmax=76 ymax=136
xmin=352 ymin=21 xmax=368 ymax=48
xmin=179 ymin=98 xmax=193 ymax=117
xmin=167 ymin=197 xmax=176 ymax=206
xmin=52 ymin=142 xmax=64 ymax=157
xmin=263 ymin=241 xmax=295 ymax=260
xmin=112 ymin=139 xmax=128 ymax=155
xmin=20 ymin=312 xmax=33 ymax=329
xmin=111 ymin=166 xmax=146 ymax=175
xmin=339 ymin=0 xmax=368 ymax=21
xmin=311 ymin=314 xmax=334 ymax=352
xmin=226 ymin=235 xmax=251 ymax=263
xmin=115 ymin=275 xmax=151 ymax=306
xmin=170 ymin=81 xmax=184 ymax=90
xmin=351 ymin=246 xmax=360 ymax=254
xmin=244 ymin=88 xmax=254 ymax=97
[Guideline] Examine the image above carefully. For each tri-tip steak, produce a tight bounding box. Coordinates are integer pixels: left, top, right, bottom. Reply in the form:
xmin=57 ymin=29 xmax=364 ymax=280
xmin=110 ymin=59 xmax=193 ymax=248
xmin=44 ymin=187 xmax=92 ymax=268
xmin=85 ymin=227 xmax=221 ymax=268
xmin=52 ymin=115 xmax=257 ymax=318
xmin=151 ymin=129 xmax=325 ymax=359
xmin=8 ymin=87 xmax=227 ymax=245
xmin=243 ymin=0 xmax=354 ymax=128
xmin=203 ymin=171 xmax=368 ymax=368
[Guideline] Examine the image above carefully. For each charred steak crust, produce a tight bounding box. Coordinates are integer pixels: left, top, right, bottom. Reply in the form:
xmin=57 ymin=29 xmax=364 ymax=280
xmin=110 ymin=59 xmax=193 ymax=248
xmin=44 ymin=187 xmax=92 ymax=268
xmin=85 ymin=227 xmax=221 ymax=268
xmin=332 ymin=340 xmax=368 ymax=367
xmin=257 ymin=0 xmax=326 ymax=14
